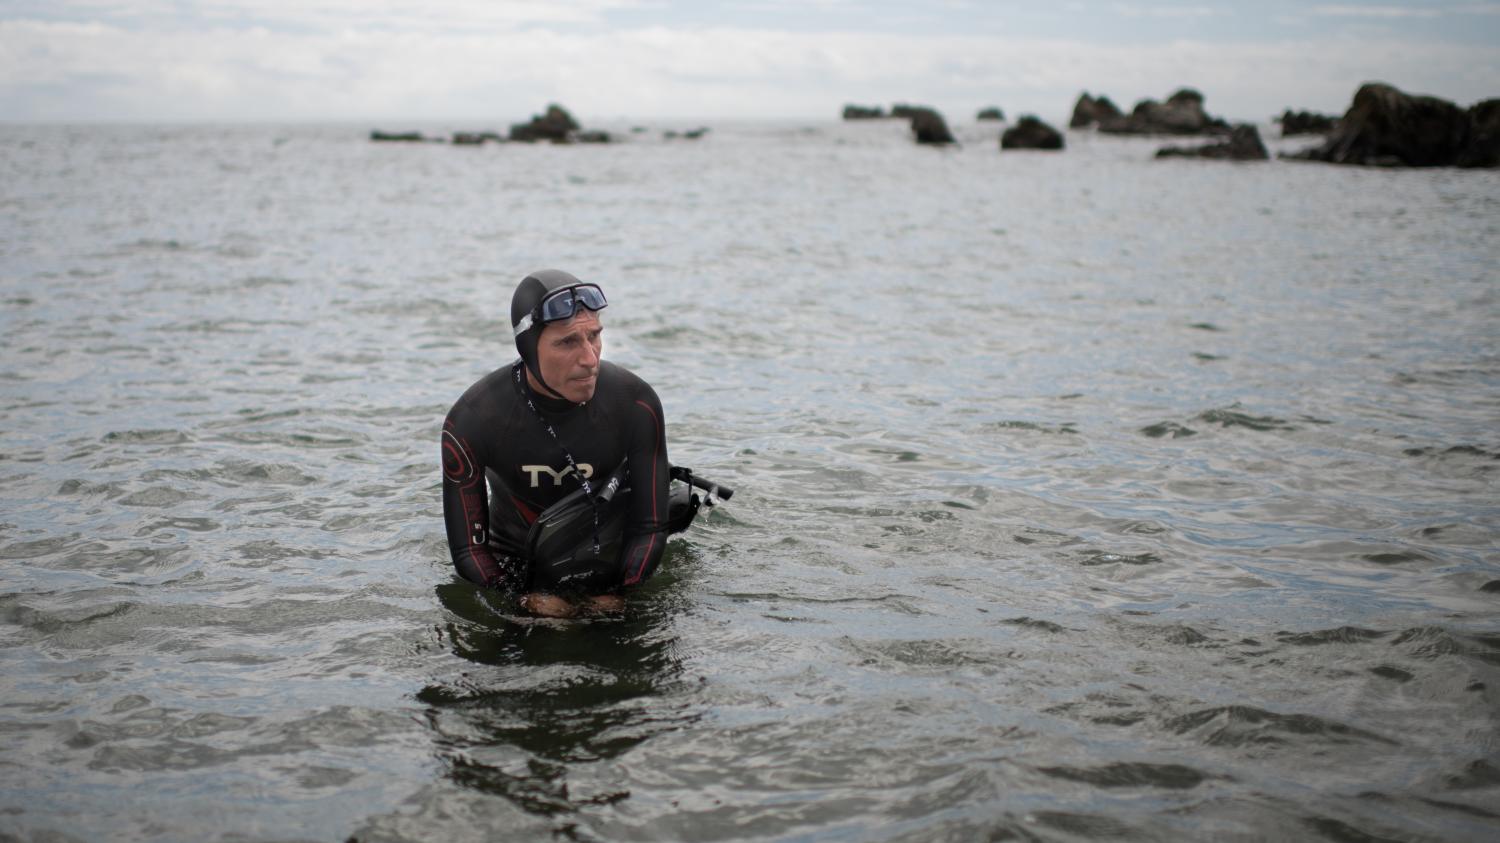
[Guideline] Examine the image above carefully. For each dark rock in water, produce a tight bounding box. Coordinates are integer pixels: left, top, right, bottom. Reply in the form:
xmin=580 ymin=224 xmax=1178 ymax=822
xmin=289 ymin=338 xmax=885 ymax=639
xmin=451 ymin=132 xmax=497 ymax=146
xmin=890 ymin=103 xmax=923 ymax=120
xmin=370 ymin=130 xmax=426 ymax=142
xmin=905 ymin=106 xmax=955 ymax=145
xmin=1070 ymin=92 xmax=1123 ymax=128
xmin=509 ymin=104 xmax=581 ymax=143
xmin=1281 ymin=83 xmax=1500 ymax=168
xmin=977 ymin=106 xmax=1005 ymax=121
xmin=843 ymin=104 xmax=886 ymax=119
xmin=1278 ymin=109 xmax=1338 ymax=137
xmin=1458 ymin=98 xmax=1500 ymax=167
xmin=664 ymin=127 xmax=710 ymax=140
xmin=1156 ymin=124 xmax=1268 ymax=160
xmin=1099 ymin=88 xmax=1229 ymax=135
xmin=1001 ymin=116 xmax=1064 ymax=150
xmin=575 ymin=130 xmax=612 ymax=144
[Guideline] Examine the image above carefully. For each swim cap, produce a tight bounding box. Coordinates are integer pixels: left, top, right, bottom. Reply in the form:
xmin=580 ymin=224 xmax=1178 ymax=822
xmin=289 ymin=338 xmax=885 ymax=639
xmin=511 ymin=269 xmax=605 ymax=399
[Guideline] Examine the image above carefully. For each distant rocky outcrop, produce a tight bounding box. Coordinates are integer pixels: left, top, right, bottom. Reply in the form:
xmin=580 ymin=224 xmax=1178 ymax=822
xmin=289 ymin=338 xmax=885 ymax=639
xmin=451 ymin=131 xmax=504 ymax=145
xmin=843 ymin=104 xmax=886 ymax=119
xmin=1467 ymin=99 xmax=1500 ymax=167
xmin=1278 ymin=109 xmax=1338 ymax=137
xmin=510 ymin=104 xmax=582 ymax=142
xmin=370 ymin=130 xmax=428 ymax=142
xmin=977 ymin=106 xmax=1005 ymax=121
xmin=663 ymin=127 xmax=710 ymax=140
xmin=906 ymin=106 xmax=955 ymax=145
xmin=1001 ymin=116 xmax=1064 ymax=150
xmin=1098 ymin=89 xmax=1229 ymax=135
xmin=1156 ymin=124 xmax=1268 ymax=160
xmin=1282 ymin=83 xmax=1500 ymax=168
xmin=1070 ymin=92 xmax=1122 ymax=128
xmin=890 ymin=103 xmax=923 ymax=120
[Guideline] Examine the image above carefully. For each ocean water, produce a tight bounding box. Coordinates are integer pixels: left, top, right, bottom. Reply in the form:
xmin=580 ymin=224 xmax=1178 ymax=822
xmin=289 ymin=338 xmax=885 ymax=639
xmin=1 ymin=119 xmax=1498 ymax=842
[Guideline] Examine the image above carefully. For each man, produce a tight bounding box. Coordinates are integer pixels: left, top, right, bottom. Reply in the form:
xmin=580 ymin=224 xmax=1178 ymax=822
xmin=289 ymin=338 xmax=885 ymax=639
xmin=441 ymin=269 xmax=673 ymax=617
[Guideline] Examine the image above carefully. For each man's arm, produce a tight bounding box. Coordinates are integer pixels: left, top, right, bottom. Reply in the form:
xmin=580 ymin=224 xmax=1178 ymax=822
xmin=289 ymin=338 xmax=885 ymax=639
xmin=441 ymin=415 xmax=512 ymax=589
xmin=617 ymin=387 xmax=672 ymax=587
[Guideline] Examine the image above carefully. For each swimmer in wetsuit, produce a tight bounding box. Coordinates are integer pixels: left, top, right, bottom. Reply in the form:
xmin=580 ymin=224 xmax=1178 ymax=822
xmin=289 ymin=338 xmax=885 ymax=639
xmin=441 ymin=269 xmax=673 ymax=617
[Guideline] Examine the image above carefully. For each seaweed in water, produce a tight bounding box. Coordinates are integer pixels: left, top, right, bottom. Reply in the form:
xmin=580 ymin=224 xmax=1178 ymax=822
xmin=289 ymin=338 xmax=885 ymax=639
xmin=1195 ymin=407 xmax=1295 ymax=431
xmin=1140 ymin=421 xmax=1197 ymax=438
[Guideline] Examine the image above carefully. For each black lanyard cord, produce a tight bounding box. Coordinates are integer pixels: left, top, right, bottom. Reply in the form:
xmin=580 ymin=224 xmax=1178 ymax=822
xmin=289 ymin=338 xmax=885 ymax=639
xmin=513 ymin=363 xmax=602 ymax=553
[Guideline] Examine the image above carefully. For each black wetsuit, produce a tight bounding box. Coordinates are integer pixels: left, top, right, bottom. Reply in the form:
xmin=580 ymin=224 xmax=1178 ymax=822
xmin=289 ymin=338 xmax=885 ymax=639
xmin=441 ymin=359 xmax=672 ymax=593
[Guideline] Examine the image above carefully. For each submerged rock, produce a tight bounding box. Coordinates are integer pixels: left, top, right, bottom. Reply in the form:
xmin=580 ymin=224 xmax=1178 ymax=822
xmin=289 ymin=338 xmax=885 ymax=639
xmin=509 ymin=104 xmax=581 ymax=142
xmin=451 ymin=131 xmax=503 ymax=145
xmin=1001 ymin=116 xmax=1064 ymax=150
xmin=1099 ymin=88 xmax=1229 ymax=136
xmin=906 ymin=106 xmax=955 ymax=145
xmin=976 ymin=106 xmax=1005 ymax=121
xmin=843 ymin=104 xmax=886 ymax=119
xmin=1156 ymin=124 xmax=1268 ymax=160
xmin=1069 ymin=92 xmax=1122 ymax=128
xmin=1282 ymin=83 xmax=1500 ymax=168
xmin=1278 ymin=109 xmax=1338 ymax=137
xmin=370 ymin=130 xmax=427 ymax=142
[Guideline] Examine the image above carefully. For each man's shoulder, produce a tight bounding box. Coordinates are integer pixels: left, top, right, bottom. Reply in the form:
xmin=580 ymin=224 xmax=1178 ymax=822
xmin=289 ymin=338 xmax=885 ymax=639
xmin=599 ymin=360 xmax=658 ymax=400
xmin=447 ymin=362 xmax=521 ymax=421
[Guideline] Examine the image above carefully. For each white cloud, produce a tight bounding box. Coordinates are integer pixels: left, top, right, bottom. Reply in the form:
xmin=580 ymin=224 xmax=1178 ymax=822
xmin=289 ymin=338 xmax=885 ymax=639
xmin=2 ymin=18 xmax=1496 ymax=122
xmin=1111 ymin=3 xmax=1225 ymax=18
xmin=1309 ymin=5 xmax=1440 ymax=17
xmin=12 ymin=0 xmax=645 ymax=32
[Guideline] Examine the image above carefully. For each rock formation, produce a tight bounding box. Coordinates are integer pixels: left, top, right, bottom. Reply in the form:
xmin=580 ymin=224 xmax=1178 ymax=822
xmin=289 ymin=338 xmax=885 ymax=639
xmin=843 ymin=104 xmax=886 ymax=119
xmin=1156 ymin=124 xmax=1268 ymax=160
xmin=1098 ymin=89 xmax=1229 ymax=135
xmin=906 ymin=107 xmax=955 ymax=145
xmin=1001 ymin=116 xmax=1064 ymax=150
xmin=1278 ymin=110 xmax=1338 ymax=137
xmin=976 ymin=107 xmax=1005 ymax=121
xmin=1069 ymin=93 xmax=1122 ymax=128
xmin=1283 ymin=83 xmax=1500 ymax=168
xmin=370 ymin=130 xmax=427 ymax=142
xmin=509 ymin=104 xmax=581 ymax=142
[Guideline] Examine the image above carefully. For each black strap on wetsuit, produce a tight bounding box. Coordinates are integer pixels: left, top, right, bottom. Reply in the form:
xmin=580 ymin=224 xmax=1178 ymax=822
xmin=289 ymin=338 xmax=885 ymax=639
xmin=512 ymin=362 xmax=602 ymax=553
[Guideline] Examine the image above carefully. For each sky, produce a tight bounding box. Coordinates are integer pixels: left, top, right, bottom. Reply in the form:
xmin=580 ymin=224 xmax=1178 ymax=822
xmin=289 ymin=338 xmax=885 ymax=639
xmin=1 ymin=1 xmax=1497 ymax=124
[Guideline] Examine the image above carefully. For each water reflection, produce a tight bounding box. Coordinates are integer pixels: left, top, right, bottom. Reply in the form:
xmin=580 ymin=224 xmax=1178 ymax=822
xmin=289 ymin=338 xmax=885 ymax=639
xmin=421 ymin=568 xmax=698 ymax=818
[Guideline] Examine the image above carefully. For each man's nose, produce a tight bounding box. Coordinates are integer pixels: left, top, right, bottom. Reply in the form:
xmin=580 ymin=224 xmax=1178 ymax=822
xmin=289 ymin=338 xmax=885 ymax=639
xmin=579 ymin=341 xmax=599 ymax=366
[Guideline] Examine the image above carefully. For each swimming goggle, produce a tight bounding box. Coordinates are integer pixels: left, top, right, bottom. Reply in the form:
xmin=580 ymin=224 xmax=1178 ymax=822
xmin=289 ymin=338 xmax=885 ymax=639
xmin=514 ymin=284 xmax=608 ymax=336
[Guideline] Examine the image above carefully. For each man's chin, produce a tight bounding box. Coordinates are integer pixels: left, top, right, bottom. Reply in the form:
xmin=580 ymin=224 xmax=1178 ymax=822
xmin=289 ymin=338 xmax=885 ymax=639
xmin=565 ymin=379 xmax=597 ymax=403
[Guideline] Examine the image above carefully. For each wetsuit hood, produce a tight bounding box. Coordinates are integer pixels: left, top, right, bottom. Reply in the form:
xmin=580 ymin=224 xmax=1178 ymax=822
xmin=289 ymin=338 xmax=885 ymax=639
xmin=511 ymin=268 xmax=589 ymax=399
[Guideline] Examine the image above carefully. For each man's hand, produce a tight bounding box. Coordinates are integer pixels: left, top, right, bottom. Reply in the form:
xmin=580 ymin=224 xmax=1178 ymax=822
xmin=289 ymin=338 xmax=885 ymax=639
xmin=520 ymin=592 xmax=625 ymax=618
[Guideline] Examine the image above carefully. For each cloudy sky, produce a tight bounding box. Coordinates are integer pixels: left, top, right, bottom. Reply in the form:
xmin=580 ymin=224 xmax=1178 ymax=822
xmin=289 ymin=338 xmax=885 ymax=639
xmin=2 ymin=1 xmax=1496 ymax=124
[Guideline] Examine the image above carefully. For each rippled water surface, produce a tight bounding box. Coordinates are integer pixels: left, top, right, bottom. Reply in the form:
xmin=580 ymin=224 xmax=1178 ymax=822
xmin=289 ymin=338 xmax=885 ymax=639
xmin=2 ymin=121 xmax=1498 ymax=842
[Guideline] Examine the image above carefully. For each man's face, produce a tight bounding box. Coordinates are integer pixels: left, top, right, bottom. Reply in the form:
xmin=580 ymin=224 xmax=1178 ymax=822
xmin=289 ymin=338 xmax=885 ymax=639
xmin=533 ymin=308 xmax=603 ymax=403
